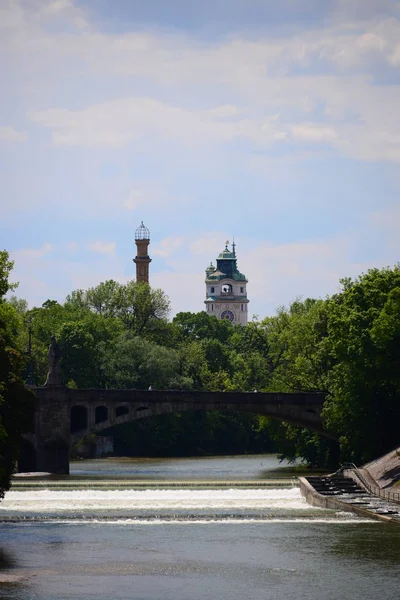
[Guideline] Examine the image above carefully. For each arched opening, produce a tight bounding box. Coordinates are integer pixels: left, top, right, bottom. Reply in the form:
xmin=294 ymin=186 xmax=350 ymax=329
xmin=116 ymin=405 xmax=129 ymax=417
xmin=101 ymin=409 xmax=280 ymax=458
xmin=95 ymin=405 xmax=108 ymax=424
xmin=71 ymin=405 xmax=88 ymax=433
xmin=221 ymin=284 xmax=232 ymax=294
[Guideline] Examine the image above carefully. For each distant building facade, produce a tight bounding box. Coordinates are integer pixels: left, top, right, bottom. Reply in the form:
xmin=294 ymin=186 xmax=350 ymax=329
xmin=204 ymin=241 xmax=249 ymax=325
xmin=133 ymin=221 xmax=151 ymax=283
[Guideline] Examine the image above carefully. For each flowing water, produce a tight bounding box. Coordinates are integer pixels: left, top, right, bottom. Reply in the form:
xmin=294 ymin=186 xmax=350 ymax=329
xmin=1 ymin=455 xmax=399 ymax=599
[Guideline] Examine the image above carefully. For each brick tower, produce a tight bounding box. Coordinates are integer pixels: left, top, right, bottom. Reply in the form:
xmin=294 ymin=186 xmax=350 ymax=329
xmin=133 ymin=221 xmax=151 ymax=283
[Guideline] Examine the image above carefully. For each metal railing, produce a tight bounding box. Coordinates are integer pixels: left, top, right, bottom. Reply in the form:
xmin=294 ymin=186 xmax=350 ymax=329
xmin=341 ymin=462 xmax=400 ymax=504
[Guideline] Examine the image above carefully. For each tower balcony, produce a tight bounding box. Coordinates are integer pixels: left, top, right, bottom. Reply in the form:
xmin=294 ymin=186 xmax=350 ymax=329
xmin=206 ymin=294 xmax=248 ymax=301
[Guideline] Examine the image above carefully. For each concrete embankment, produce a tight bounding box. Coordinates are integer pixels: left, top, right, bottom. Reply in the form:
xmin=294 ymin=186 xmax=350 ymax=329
xmin=300 ymin=446 xmax=400 ymax=523
xmin=299 ymin=477 xmax=399 ymax=524
xmin=362 ymin=447 xmax=400 ymax=489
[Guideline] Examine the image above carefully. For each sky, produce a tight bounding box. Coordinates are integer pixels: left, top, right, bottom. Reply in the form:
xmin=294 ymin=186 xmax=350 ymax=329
xmin=1 ymin=0 xmax=400 ymax=319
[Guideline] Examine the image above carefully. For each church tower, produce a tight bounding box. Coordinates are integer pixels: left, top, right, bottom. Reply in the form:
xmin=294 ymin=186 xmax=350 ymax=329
xmin=205 ymin=241 xmax=249 ymax=325
xmin=133 ymin=221 xmax=151 ymax=283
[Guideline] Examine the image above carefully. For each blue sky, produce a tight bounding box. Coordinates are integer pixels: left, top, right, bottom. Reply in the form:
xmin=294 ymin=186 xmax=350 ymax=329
xmin=1 ymin=0 xmax=400 ymax=318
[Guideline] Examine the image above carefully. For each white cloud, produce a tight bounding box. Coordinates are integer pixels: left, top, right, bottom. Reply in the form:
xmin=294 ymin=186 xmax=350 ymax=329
xmin=291 ymin=124 xmax=338 ymax=142
xmin=152 ymin=237 xmax=185 ymax=258
xmin=29 ymin=98 xmax=264 ymax=149
xmin=88 ymin=241 xmax=116 ymax=256
xmin=26 ymin=78 xmax=400 ymax=162
xmin=3 ymin=1 xmax=400 ymax=164
xmin=390 ymin=43 xmax=400 ymax=65
xmin=2 ymin=0 xmax=400 ymax=315
xmin=0 ymin=126 xmax=28 ymax=142
xmin=44 ymin=0 xmax=73 ymax=14
xmin=206 ymin=105 xmax=241 ymax=119
xmin=13 ymin=243 xmax=53 ymax=261
xmin=189 ymin=234 xmax=229 ymax=258
xmin=124 ymin=189 xmax=148 ymax=211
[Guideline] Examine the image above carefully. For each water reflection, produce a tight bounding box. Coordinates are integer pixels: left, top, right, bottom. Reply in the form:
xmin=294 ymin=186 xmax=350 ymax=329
xmin=69 ymin=455 xmax=287 ymax=480
xmin=0 ymin=547 xmax=17 ymax=570
xmin=330 ymin=523 xmax=400 ymax=565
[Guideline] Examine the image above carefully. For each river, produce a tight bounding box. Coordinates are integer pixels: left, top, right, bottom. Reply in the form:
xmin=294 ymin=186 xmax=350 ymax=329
xmin=1 ymin=455 xmax=399 ymax=599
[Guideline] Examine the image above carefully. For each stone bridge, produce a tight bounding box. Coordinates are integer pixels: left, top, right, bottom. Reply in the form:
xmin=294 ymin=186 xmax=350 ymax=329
xmin=20 ymin=382 xmax=329 ymax=475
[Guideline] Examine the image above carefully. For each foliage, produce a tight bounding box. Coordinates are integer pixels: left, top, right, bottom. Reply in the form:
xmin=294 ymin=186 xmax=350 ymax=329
xmin=66 ymin=280 xmax=171 ymax=338
xmin=106 ymin=410 xmax=277 ymax=457
xmin=0 ymin=252 xmax=35 ymax=498
xmin=322 ymin=267 xmax=400 ymax=464
xmin=4 ymin=261 xmax=400 ymax=469
xmin=0 ymin=251 xmax=18 ymax=298
xmin=173 ymin=311 xmax=234 ymax=343
xmin=99 ymin=332 xmax=187 ymax=390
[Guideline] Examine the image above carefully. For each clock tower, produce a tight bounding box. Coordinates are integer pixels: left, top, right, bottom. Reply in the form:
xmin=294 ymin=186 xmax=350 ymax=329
xmin=204 ymin=241 xmax=249 ymax=325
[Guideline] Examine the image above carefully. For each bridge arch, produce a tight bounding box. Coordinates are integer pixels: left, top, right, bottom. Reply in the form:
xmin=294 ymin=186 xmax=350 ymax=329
xmin=95 ymin=405 xmax=108 ymax=424
xmin=116 ymin=405 xmax=129 ymax=418
xmin=68 ymin=390 xmax=332 ymax=446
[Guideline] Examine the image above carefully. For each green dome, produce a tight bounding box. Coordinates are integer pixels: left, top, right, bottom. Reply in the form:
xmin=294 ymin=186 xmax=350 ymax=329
xmin=205 ymin=241 xmax=247 ymax=283
xmin=217 ymin=248 xmax=235 ymax=260
xmin=205 ymin=262 xmax=216 ymax=273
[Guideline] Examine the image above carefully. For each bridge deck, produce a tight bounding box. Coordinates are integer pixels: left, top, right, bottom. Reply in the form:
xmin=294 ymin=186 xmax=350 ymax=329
xmin=67 ymin=389 xmax=325 ymax=406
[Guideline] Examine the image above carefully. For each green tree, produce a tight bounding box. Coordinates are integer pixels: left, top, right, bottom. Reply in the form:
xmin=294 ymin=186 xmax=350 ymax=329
xmin=323 ymin=266 xmax=400 ymax=463
xmin=116 ymin=282 xmax=171 ymax=335
xmin=0 ymin=251 xmax=17 ymax=297
xmin=0 ymin=251 xmax=35 ymax=498
xmin=173 ymin=311 xmax=234 ymax=343
xmin=99 ymin=332 xmax=187 ymax=390
xmin=67 ymin=280 xmax=171 ymax=339
xmin=248 ymin=299 xmax=338 ymax=467
xmin=25 ymin=300 xmax=82 ymax=384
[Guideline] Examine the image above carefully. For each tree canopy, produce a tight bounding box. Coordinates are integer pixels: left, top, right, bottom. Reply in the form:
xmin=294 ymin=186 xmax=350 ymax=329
xmin=0 ymin=251 xmax=35 ymax=498
xmin=4 ymin=263 xmax=400 ymax=468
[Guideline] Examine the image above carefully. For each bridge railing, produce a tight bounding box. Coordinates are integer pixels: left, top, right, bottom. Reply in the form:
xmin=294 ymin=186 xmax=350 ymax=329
xmin=341 ymin=462 xmax=400 ymax=504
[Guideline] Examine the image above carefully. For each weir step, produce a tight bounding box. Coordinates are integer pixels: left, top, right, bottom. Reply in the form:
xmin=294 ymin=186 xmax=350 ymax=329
xmin=305 ymin=475 xmax=366 ymax=497
xmin=304 ymin=475 xmax=400 ymax=523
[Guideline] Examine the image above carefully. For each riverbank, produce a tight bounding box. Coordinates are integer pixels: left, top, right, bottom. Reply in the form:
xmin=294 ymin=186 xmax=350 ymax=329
xmin=299 ymin=476 xmax=400 ymax=524
xmin=362 ymin=447 xmax=400 ymax=489
xmin=299 ymin=446 xmax=400 ymax=524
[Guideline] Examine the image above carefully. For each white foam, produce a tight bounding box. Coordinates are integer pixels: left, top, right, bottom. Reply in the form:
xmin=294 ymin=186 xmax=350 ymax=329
xmin=1 ymin=518 xmax=371 ymax=525
xmin=1 ymin=487 xmax=312 ymax=512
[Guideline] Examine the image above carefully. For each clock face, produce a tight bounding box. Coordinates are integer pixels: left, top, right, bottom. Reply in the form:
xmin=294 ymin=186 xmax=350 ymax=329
xmin=221 ymin=310 xmax=234 ymax=323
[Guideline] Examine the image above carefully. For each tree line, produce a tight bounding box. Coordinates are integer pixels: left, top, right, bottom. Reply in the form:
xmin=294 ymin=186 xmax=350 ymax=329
xmin=1 ymin=249 xmax=400 ymax=496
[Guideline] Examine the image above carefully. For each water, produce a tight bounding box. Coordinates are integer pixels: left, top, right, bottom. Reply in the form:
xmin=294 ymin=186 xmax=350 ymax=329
xmin=1 ymin=455 xmax=400 ymax=599
xmin=68 ymin=454 xmax=298 ymax=480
